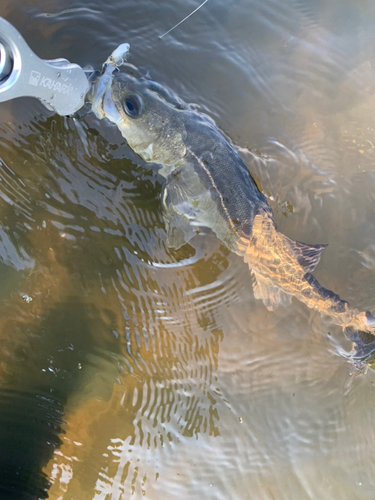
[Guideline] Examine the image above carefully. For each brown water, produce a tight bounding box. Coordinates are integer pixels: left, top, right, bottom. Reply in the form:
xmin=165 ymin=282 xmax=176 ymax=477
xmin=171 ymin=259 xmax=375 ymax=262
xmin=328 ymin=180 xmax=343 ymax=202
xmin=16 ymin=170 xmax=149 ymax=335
xmin=0 ymin=0 xmax=375 ymax=499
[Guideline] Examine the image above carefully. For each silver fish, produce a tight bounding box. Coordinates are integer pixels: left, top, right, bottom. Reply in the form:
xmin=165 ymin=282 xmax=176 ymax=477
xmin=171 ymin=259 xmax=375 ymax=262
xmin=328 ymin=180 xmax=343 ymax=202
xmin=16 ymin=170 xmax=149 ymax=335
xmin=89 ymin=48 xmax=375 ymax=358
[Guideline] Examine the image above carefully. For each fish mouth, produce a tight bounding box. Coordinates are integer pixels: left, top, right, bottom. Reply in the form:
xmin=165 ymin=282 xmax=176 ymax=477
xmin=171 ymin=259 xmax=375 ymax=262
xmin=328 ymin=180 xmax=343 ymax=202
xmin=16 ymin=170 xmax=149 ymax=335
xmin=88 ymin=43 xmax=131 ymax=123
xmin=87 ymin=63 xmax=123 ymax=124
xmin=86 ymin=76 xmax=105 ymax=117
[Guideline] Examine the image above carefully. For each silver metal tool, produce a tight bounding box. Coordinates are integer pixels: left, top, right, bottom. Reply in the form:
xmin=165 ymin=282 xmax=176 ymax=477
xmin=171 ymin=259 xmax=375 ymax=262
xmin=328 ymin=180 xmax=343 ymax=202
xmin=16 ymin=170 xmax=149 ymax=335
xmin=0 ymin=17 xmax=89 ymax=116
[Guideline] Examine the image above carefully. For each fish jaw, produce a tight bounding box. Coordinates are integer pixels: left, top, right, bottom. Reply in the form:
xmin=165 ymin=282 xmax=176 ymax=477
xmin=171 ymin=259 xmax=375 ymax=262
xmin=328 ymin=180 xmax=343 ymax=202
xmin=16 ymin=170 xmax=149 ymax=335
xmin=90 ymin=43 xmax=130 ymax=122
xmin=90 ymin=64 xmax=122 ymax=124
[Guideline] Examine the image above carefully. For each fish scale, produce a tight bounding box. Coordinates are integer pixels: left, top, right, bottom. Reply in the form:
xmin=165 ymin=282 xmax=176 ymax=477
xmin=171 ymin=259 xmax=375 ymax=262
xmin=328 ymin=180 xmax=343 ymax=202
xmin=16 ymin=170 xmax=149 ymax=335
xmin=183 ymin=119 xmax=269 ymax=234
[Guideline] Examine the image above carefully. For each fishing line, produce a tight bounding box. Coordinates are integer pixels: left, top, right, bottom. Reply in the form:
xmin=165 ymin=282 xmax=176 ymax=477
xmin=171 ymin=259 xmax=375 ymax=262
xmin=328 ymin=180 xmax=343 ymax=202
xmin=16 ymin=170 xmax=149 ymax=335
xmin=159 ymin=0 xmax=209 ymax=39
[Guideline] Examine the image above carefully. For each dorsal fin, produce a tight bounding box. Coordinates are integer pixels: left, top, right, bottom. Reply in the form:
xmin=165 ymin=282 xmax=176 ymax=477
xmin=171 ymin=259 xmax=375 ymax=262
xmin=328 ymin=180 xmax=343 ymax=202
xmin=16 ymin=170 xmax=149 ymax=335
xmin=291 ymin=240 xmax=327 ymax=273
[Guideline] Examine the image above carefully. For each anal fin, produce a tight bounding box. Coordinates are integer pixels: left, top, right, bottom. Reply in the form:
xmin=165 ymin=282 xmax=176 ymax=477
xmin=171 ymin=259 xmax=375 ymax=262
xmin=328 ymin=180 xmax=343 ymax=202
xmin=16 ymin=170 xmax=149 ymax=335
xmin=251 ymin=271 xmax=292 ymax=311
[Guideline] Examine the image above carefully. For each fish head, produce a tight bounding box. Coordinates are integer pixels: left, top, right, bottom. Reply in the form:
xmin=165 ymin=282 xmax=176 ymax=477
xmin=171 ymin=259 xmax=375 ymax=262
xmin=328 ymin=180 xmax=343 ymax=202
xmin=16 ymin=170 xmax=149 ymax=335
xmin=90 ymin=63 xmax=187 ymax=165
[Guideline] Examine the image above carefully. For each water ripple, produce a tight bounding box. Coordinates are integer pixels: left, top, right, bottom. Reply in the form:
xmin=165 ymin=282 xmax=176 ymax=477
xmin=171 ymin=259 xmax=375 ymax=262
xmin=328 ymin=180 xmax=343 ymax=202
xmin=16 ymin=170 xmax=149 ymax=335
xmin=2 ymin=0 xmax=375 ymax=499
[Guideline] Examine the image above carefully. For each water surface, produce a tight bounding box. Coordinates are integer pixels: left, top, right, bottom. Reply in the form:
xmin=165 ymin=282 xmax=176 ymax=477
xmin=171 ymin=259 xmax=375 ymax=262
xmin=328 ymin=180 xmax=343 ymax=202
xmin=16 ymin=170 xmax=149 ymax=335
xmin=0 ymin=0 xmax=374 ymax=498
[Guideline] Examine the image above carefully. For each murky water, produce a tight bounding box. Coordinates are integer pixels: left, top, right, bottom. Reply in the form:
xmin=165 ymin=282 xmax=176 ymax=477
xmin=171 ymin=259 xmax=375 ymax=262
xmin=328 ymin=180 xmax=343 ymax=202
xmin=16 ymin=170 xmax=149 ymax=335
xmin=0 ymin=0 xmax=375 ymax=498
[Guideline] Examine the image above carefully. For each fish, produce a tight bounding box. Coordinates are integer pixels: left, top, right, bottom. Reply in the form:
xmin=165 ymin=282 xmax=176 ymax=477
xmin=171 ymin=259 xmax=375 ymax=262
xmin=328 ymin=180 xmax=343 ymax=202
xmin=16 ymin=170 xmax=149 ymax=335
xmin=89 ymin=47 xmax=375 ymax=359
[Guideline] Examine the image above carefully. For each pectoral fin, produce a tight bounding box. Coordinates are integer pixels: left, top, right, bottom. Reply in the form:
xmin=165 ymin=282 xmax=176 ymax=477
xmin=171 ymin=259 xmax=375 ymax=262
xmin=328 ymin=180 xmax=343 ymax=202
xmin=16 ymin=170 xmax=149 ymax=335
xmin=162 ymin=167 xmax=209 ymax=250
xmin=251 ymin=271 xmax=292 ymax=311
xmin=164 ymin=207 xmax=197 ymax=249
xmin=162 ymin=179 xmax=200 ymax=249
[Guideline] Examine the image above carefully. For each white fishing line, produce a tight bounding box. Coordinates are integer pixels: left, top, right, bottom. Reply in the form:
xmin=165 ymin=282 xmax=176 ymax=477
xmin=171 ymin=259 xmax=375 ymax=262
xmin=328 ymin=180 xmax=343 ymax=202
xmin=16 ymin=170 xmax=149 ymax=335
xmin=159 ymin=0 xmax=209 ymax=39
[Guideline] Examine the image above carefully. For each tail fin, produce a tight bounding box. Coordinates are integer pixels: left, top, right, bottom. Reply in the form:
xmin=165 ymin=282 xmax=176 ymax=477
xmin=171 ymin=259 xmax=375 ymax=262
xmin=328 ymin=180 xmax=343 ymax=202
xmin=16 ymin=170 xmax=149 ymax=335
xmin=236 ymin=212 xmax=375 ymax=360
xmin=344 ymin=311 xmax=375 ymax=361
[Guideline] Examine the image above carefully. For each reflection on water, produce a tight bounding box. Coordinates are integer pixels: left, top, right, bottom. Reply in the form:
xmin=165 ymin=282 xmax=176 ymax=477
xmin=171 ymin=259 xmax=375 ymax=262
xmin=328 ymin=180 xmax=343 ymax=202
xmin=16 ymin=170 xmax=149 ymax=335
xmin=0 ymin=0 xmax=374 ymax=499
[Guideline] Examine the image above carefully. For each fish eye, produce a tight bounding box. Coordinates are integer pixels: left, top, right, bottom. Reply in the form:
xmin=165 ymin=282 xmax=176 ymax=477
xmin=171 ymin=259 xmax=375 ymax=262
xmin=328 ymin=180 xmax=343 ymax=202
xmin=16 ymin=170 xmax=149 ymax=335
xmin=123 ymin=93 xmax=143 ymax=118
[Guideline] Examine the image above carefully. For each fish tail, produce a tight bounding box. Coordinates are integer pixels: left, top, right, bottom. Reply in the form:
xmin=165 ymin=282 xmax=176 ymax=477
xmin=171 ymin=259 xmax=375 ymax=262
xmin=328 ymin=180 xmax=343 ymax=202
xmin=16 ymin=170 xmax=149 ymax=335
xmin=343 ymin=310 xmax=375 ymax=359
xmin=286 ymin=266 xmax=375 ymax=358
xmin=234 ymin=213 xmax=375 ymax=352
xmin=295 ymin=265 xmax=375 ymax=353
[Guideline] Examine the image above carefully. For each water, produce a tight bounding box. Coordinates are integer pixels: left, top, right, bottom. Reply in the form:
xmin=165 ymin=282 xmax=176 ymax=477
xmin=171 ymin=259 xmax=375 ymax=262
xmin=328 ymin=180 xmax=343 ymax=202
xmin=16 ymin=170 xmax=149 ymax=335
xmin=0 ymin=0 xmax=374 ymax=498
